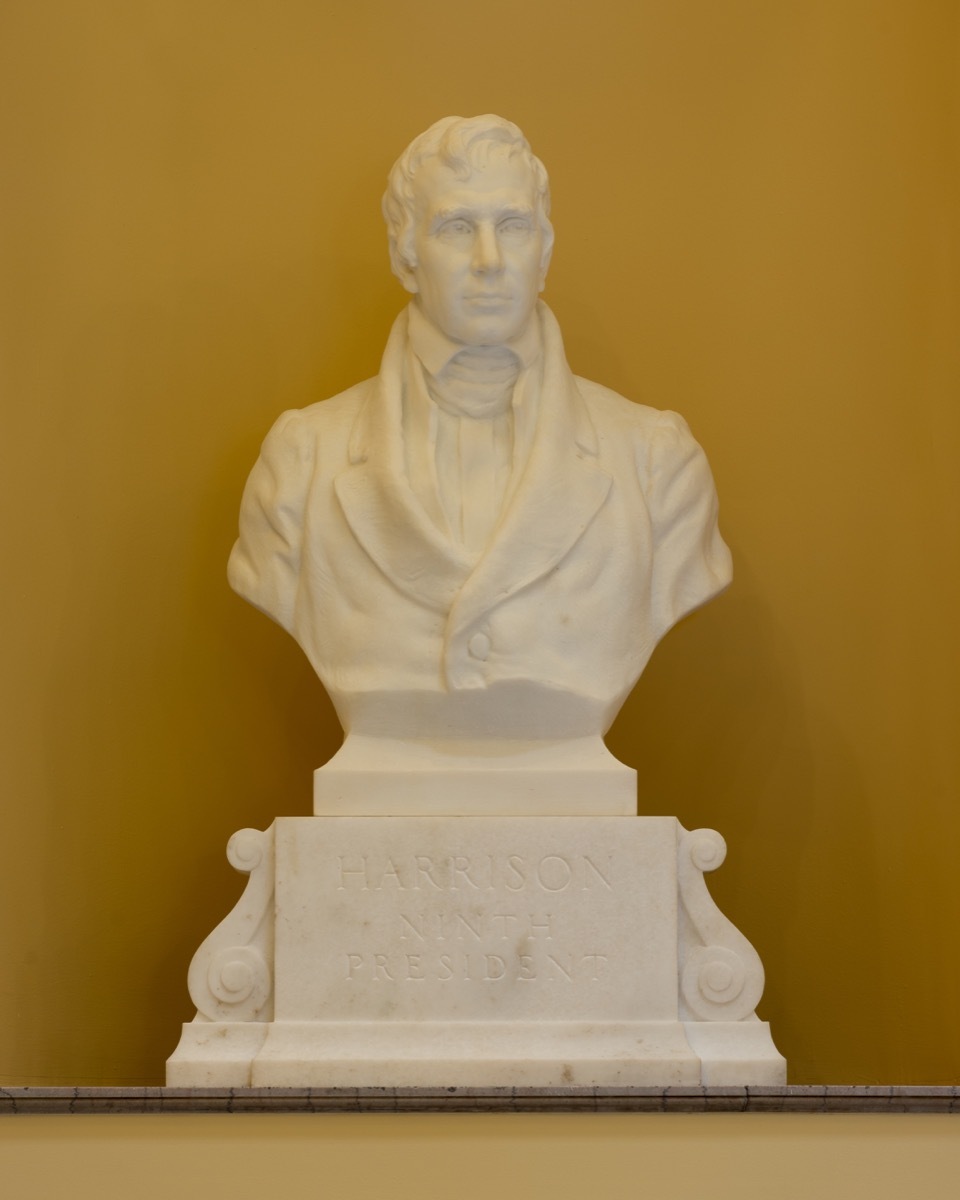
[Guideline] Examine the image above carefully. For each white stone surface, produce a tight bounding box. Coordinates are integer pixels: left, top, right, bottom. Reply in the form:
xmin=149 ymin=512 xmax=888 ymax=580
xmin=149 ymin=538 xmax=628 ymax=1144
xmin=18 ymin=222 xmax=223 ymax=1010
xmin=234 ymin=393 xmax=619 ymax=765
xmin=313 ymin=734 xmax=636 ymax=815
xmin=273 ymin=817 xmax=677 ymax=1023
xmin=166 ymin=816 xmax=786 ymax=1087
xmin=168 ymin=117 xmax=785 ymax=1089
xmin=226 ymin=115 xmax=731 ymax=791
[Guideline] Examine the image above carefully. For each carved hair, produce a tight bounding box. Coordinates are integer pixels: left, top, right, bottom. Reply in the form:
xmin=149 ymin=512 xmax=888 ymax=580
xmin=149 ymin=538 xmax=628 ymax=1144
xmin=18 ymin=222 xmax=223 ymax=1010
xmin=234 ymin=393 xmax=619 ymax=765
xmin=383 ymin=114 xmax=554 ymax=281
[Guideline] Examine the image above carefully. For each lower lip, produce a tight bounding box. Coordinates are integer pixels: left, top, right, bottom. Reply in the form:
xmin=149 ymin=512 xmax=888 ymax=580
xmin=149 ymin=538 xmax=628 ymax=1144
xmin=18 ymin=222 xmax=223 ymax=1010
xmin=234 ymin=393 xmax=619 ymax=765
xmin=466 ymin=296 xmax=511 ymax=308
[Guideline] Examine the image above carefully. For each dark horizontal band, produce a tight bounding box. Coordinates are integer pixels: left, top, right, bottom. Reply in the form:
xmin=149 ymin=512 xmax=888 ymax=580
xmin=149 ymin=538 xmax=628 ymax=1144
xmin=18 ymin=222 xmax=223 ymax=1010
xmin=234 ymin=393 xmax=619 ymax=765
xmin=2 ymin=1086 xmax=958 ymax=1115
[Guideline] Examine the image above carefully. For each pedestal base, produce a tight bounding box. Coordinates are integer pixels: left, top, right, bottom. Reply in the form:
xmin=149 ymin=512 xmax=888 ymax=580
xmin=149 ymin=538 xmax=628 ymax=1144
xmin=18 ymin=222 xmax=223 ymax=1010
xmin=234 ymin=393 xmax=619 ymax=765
xmin=169 ymin=1018 xmax=783 ymax=1088
xmin=167 ymin=816 xmax=785 ymax=1087
xmin=313 ymin=735 xmax=637 ymax=815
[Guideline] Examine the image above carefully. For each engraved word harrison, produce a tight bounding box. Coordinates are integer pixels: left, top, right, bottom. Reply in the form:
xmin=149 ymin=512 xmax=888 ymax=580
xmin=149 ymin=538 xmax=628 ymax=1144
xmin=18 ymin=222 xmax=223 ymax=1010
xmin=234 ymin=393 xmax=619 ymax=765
xmin=335 ymin=852 xmax=614 ymax=893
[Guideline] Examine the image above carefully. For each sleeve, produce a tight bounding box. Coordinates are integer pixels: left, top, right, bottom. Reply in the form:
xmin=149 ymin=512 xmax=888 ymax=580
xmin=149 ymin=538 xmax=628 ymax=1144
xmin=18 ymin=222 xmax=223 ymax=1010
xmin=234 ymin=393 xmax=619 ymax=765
xmin=642 ymin=409 xmax=733 ymax=642
xmin=226 ymin=409 xmax=313 ymax=634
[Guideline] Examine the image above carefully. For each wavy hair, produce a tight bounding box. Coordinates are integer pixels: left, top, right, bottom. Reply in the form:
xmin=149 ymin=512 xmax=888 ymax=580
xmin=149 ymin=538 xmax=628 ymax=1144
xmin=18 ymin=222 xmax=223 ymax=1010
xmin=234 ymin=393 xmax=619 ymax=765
xmin=382 ymin=114 xmax=553 ymax=282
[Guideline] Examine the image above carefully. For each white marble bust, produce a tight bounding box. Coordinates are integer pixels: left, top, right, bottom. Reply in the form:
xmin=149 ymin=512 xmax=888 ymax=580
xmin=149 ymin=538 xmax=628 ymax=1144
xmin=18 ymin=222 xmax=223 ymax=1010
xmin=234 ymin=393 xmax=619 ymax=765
xmin=228 ymin=115 xmax=731 ymax=748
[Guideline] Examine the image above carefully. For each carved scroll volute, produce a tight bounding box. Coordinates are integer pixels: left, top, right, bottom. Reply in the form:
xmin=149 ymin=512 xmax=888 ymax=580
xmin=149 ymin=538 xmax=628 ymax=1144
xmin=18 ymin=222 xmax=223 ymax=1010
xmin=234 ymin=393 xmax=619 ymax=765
xmin=186 ymin=824 xmax=275 ymax=1023
xmin=677 ymin=826 xmax=765 ymax=1022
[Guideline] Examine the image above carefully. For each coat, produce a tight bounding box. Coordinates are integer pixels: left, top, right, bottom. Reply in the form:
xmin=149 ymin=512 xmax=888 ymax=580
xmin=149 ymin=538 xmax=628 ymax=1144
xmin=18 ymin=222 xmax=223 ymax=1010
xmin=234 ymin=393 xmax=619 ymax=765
xmin=227 ymin=304 xmax=732 ymax=739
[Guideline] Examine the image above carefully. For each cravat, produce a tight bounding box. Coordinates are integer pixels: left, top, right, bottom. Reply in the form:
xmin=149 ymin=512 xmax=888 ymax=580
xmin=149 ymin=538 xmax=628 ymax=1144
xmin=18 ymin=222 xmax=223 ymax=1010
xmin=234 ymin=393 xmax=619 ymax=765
xmin=425 ymin=347 xmax=521 ymax=554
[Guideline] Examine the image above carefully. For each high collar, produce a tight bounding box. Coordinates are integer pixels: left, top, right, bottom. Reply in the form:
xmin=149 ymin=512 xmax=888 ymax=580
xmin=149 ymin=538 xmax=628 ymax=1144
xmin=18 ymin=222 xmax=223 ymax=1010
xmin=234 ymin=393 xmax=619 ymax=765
xmin=406 ymin=300 xmax=542 ymax=378
xmin=349 ymin=302 xmax=597 ymax=467
xmin=337 ymin=300 xmax=611 ymax=645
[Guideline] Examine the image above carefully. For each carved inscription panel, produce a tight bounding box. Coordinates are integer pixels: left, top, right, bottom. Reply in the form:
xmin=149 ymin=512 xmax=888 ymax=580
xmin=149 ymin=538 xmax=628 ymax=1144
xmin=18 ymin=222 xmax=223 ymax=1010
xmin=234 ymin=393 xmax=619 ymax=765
xmin=273 ymin=817 xmax=680 ymax=1023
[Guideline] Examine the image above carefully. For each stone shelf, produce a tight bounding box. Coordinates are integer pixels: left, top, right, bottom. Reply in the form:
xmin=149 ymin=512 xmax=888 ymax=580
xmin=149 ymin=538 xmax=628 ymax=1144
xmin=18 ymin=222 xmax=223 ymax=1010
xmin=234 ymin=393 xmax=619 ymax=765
xmin=2 ymin=1086 xmax=957 ymax=1114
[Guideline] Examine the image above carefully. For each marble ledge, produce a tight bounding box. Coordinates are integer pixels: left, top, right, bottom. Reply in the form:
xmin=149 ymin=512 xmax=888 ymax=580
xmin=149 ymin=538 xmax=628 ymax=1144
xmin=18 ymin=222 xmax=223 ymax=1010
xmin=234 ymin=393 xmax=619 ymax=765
xmin=1 ymin=1087 xmax=958 ymax=1115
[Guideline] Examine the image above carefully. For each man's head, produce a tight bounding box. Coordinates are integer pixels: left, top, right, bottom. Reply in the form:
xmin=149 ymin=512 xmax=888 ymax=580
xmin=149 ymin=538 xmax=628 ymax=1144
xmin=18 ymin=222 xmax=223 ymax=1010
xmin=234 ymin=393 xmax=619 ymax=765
xmin=382 ymin=115 xmax=554 ymax=346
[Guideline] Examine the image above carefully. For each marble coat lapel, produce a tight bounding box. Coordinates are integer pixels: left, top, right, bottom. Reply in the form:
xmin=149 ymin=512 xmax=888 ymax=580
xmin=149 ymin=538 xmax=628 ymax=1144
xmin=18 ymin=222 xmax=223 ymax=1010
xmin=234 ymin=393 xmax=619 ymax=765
xmin=447 ymin=305 xmax=612 ymax=639
xmin=333 ymin=311 xmax=473 ymax=614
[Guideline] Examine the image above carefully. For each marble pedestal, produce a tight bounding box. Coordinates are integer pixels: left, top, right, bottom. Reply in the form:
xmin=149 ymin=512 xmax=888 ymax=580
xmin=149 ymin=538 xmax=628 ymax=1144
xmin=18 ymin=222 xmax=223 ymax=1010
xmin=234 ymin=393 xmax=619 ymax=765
xmin=167 ymin=816 xmax=785 ymax=1087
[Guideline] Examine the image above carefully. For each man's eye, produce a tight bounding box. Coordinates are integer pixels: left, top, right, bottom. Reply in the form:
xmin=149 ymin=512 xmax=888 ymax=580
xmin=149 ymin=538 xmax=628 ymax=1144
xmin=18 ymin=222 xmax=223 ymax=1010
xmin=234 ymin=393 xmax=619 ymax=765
xmin=439 ymin=219 xmax=472 ymax=236
xmin=499 ymin=217 xmax=531 ymax=235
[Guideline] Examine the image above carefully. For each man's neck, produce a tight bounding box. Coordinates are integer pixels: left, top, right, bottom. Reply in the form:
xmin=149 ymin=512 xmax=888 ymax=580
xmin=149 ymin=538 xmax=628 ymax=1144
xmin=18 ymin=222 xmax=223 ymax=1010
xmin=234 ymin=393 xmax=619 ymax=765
xmin=426 ymin=345 xmax=521 ymax=420
xmin=406 ymin=301 xmax=541 ymax=379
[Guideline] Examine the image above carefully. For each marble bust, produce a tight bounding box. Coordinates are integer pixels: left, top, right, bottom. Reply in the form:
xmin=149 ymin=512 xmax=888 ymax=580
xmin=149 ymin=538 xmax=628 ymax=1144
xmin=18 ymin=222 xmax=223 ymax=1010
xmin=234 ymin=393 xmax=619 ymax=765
xmin=228 ymin=115 xmax=731 ymax=774
xmin=170 ymin=119 xmax=785 ymax=1089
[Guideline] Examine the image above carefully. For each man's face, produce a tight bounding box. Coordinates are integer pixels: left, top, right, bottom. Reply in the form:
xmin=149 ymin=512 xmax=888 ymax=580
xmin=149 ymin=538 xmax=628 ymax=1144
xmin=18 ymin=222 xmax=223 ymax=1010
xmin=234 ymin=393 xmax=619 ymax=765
xmin=401 ymin=152 xmax=551 ymax=346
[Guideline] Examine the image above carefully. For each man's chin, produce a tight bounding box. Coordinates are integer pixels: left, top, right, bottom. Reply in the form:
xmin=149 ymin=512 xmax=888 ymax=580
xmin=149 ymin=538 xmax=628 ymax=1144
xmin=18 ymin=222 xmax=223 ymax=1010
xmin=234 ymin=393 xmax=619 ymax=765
xmin=447 ymin=315 xmax=530 ymax=347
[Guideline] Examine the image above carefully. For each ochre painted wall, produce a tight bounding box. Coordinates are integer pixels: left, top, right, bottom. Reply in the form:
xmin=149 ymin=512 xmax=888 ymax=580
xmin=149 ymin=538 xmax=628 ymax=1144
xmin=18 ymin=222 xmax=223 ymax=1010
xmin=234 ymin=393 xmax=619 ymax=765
xmin=1 ymin=1113 xmax=960 ymax=1200
xmin=1 ymin=1 xmax=957 ymax=1086
xmin=3 ymin=1114 xmax=960 ymax=1200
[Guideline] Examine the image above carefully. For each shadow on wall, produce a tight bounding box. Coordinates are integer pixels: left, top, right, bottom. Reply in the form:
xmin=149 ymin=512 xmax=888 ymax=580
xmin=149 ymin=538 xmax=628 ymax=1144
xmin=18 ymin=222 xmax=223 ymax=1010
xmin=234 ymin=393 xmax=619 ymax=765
xmin=608 ymin=549 xmax=884 ymax=1082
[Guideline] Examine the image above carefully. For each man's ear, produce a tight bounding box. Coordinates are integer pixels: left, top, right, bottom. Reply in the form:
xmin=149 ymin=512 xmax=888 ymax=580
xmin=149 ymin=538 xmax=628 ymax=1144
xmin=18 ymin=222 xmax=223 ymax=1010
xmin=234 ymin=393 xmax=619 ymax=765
xmin=538 ymin=237 xmax=554 ymax=292
xmin=388 ymin=234 xmax=419 ymax=294
xmin=396 ymin=259 xmax=419 ymax=295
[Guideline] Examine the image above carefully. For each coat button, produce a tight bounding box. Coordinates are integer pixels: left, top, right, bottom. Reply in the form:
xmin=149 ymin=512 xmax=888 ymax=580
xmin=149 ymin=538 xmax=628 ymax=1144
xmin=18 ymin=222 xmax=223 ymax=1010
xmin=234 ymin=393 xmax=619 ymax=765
xmin=467 ymin=632 xmax=491 ymax=661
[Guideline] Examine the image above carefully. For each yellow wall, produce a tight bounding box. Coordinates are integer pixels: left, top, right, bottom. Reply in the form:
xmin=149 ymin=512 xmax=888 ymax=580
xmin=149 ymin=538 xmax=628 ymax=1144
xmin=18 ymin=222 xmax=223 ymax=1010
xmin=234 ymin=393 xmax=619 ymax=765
xmin=3 ymin=1114 xmax=960 ymax=1200
xmin=1 ymin=0 xmax=958 ymax=1088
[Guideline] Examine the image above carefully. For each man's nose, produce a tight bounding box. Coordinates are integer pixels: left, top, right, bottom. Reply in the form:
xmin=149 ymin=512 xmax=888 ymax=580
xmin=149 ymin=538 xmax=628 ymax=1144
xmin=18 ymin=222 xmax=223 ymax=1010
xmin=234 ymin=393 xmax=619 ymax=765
xmin=471 ymin=223 xmax=504 ymax=273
